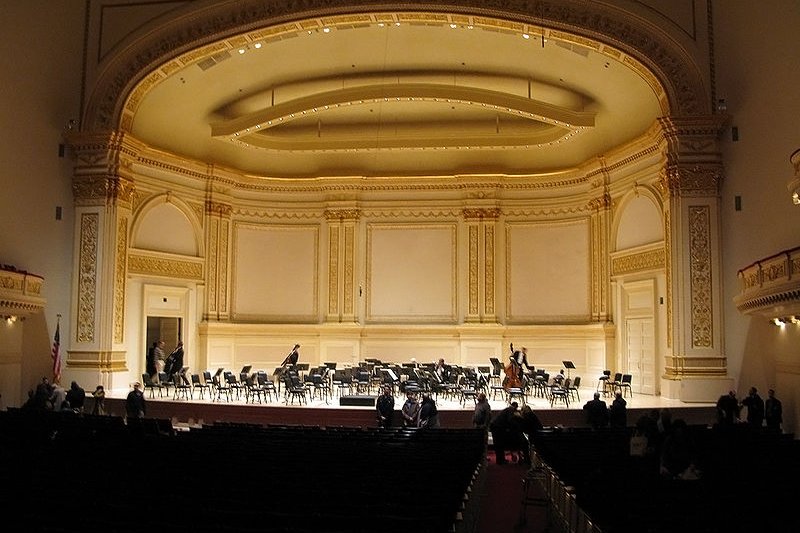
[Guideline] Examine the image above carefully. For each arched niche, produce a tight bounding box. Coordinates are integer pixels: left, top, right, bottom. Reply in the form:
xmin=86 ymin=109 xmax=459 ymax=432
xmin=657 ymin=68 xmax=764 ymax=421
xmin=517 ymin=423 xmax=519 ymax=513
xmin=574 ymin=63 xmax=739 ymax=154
xmin=131 ymin=195 xmax=203 ymax=257
xmin=614 ymin=188 xmax=664 ymax=252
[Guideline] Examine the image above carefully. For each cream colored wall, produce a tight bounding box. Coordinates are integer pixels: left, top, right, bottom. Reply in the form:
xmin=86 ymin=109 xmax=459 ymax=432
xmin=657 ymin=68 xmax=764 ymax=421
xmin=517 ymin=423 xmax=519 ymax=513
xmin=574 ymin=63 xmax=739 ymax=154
xmin=715 ymin=1 xmax=800 ymax=434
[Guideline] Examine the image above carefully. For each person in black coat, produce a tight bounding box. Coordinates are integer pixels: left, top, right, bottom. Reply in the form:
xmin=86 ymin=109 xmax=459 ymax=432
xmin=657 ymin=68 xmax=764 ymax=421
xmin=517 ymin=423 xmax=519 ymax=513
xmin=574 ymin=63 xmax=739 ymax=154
xmin=740 ymin=386 xmax=764 ymax=428
xmin=165 ymin=341 xmax=184 ymax=376
xmin=609 ymin=392 xmax=627 ymax=428
xmin=125 ymin=382 xmax=146 ymax=419
xmin=764 ymin=388 xmax=783 ymax=433
xmin=375 ymin=385 xmax=395 ymax=429
xmin=583 ymin=392 xmax=609 ymax=429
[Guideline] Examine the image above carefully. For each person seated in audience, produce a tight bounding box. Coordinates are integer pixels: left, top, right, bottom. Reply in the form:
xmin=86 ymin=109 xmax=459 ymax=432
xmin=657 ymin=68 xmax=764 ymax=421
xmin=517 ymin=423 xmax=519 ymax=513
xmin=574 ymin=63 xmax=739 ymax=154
xmin=375 ymin=385 xmax=395 ymax=429
xmin=609 ymin=392 xmax=627 ymax=428
xmin=583 ymin=392 xmax=609 ymax=429
xmin=657 ymin=407 xmax=673 ymax=435
xmin=472 ymin=392 xmax=492 ymax=431
xmin=401 ymin=391 xmax=420 ymax=428
xmin=660 ymin=418 xmax=699 ymax=479
xmin=65 ymin=380 xmax=86 ymax=413
xmin=418 ymin=393 xmax=440 ymax=428
xmin=50 ymin=382 xmax=67 ymax=413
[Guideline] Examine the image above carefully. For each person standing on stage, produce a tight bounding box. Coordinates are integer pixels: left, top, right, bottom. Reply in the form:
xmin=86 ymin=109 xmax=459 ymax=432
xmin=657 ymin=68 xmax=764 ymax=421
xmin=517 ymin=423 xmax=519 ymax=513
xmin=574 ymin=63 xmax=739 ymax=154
xmin=376 ymin=385 xmax=395 ymax=429
xmin=282 ymin=344 xmax=301 ymax=367
xmin=401 ymin=391 xmax=421 ymax=428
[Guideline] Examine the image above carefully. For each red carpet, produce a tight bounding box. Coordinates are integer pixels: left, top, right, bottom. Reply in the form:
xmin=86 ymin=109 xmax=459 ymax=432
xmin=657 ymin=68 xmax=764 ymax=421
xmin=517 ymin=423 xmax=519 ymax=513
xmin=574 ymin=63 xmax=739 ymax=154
xmin=477 ymin=452 xmax=548 ymax=533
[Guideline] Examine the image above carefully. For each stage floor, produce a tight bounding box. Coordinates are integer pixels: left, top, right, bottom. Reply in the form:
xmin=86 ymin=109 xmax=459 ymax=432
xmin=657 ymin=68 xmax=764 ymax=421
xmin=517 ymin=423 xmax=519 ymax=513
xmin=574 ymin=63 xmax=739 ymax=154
xmin=100 ymin=383 xmax=717 ymax=430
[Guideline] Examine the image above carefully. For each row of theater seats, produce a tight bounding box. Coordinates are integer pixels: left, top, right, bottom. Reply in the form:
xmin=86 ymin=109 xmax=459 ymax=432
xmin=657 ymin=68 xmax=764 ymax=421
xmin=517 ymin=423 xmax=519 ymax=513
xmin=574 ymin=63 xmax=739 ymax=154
xmin=0 ymin=408 xmax=486 ymax=533
xmin=530 ymin=425 xmax=799 ymax=533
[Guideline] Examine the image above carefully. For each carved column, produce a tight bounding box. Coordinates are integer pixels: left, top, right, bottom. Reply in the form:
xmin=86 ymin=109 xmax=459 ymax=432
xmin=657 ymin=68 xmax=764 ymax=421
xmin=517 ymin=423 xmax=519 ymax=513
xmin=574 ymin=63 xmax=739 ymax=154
xmin=204 ymin=196 xmax=232 ymax=321
xmin=463 ymin=207 xmax=500 ymax=323
xmin=325 ymin=208 xmax=360 ymax=323
xmin=659 ymin=116 xmax=728 ymax=381
xmin=67 ymin=131 xmax=135 ymax=385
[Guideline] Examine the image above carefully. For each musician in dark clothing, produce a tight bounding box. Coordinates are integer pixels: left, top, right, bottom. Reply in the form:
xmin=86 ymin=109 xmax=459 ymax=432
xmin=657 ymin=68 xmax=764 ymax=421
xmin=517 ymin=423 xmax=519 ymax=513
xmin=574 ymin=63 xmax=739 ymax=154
xmin=375 ymin=385 xmax=395 ymax=429
xmin=282 ymin=344 xmax=300 ymax=367
xmin=146 ymin=342 xmax=157 ymax=377
xmin=165 ymin=340 xmax=184 ymax=376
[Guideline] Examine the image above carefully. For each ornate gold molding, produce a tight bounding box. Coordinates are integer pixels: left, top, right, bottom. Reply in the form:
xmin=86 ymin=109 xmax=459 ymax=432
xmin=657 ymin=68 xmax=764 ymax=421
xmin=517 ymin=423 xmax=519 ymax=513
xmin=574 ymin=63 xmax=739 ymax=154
xmin=734 ymin=246 xmax=800 ymax=317
xmin=328 ymin=227 xmax=339 ymax=315
xmin=325 ymin=208 xmax=361 ymax=221
xmin=343 ymin=225 xmax=355 ymax=316
xmin=688 ymin=206 xmax=712 ymax=348
xmin=463 ymin=207 xmax=501 ymax=220
xmin=484 ymin=224 xmax=495 ymax=316
xmin=611 ymin=247 xmax=666 ymax=276
xmin=663 ymin=355 xmax=727 ymax=378
xmin=66 ymin=350 xmax=128 ymax=371
xmin=0 ymin=268 xmax=45 ymax=316
xmin=468 ymin=225 xmax=478 ymax=316
xmin=206 ymin=200 xmax=233 ymax=217
xmin=73 ymin=175 xmax=136 ymax=207
xmin=77 ymin=213 xmax=98 ymax=343
xmin=662 ymin=162 xmax=724 ymax=198
xmin=128 ymin=253 xmax=204 ymax=280
xmin=113 ymin=217 xmax=127 ymax=344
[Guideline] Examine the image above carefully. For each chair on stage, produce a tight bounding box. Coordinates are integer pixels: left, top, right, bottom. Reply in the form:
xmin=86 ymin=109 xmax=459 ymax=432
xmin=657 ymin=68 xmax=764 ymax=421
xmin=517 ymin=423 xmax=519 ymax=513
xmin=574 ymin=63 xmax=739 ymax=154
xmin=608 ymin=372 xmax=623 ymax=396
xmin=225 ymin=372 xmax=244 ymax=400
xmin=285 ymin=373 xmax=308 ymax=405
xmin=158 ymin=372 xmax=175 ymax=398
xmin=311 ymin=372 xmax=331 ymax=404
xmin=618 ymin=374 xmax=633 ymax=397
xmin=256 ymin=371 xmax=278 ymax=402
xmin=191 ymin=373 xmax=211 ymax=400
xmin=567 ymin=376 xmax=581 ymax=402
xmin=212 ymin=371 xmax=231 ymax=402
xmin=243 ymin=374 xmax=264 ymax=403
xmin=173 ymin=372 xmax=192 ymax=400
xmin=142 ymin=373 xmax=163 ymax=398
xmin=332 ymin=368 xmax=353 ymax=396
xmin=597 ymin=370 xmax=612 ymax=396
xmin=549 ymin=379 xmax=569 ymax=407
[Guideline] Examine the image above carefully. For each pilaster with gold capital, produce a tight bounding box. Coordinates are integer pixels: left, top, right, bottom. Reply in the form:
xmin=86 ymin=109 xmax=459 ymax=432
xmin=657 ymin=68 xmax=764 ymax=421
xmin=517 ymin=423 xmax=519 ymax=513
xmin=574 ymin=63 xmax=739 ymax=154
xmin=463 ymin=207 xmax=501 ymax=323
xmin=325 ymin=207 xmax=360 ymax=323
xmin=205 ymin=198 xmax=233 ymax=321
xmin=658 ymin=116 xmax=727 ymax=379
xmin=67 ymin=132 xmax=136 ymax=378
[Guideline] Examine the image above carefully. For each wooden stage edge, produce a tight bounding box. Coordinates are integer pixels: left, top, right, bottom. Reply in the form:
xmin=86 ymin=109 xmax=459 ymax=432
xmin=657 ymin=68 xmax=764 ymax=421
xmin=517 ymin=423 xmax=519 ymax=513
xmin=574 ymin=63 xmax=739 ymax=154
xmin=101 ymin=393 xmax=718 ymax=430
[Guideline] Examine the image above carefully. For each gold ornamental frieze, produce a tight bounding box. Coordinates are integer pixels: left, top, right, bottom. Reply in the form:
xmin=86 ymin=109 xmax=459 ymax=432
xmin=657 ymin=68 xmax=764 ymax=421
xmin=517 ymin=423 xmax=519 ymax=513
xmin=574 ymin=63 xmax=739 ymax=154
xmin=688 ymin=206 xmax=713 ymax=348
xmin=77 ymin=213 xmax=98 ymax=343
xmin=325 ymin=208 xmax=361 ymax=222
xmin=462 ymin=207 xmax=501 ymax=220
xmin=611 ymin=247 xmax=666 ymax=276
xmin=0 ymin=268 xmax=46 ymax=316
xmin=128 ymin=253 xmax=204 ymax=280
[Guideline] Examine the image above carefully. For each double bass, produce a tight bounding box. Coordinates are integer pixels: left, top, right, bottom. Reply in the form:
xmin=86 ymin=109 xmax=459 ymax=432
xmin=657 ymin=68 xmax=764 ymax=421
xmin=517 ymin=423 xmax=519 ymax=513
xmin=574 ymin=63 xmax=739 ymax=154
xmin=503 ymin=343 xmax=523 ymax=392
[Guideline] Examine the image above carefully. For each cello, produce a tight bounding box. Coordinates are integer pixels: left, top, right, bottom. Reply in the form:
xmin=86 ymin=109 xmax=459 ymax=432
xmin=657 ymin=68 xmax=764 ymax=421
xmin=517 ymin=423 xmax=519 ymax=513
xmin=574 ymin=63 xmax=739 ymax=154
xmin=503 ymin=343 xmax=523 ymax=392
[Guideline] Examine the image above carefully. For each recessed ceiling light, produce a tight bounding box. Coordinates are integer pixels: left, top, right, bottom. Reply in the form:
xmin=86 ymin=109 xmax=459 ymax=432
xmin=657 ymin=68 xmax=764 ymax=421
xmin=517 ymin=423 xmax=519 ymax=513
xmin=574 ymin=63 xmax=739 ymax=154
xmin=450 ymin=24 xmax=457 ymax=29
xmin=254 ymin=43 xmax=262 ymax=49
xmin=522 ymin=34 xmax=530 ymax=39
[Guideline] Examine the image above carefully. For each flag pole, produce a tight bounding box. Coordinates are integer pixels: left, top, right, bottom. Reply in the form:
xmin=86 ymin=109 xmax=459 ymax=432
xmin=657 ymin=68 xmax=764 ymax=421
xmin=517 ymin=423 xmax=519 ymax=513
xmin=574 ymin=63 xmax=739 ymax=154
xmin=52 ymin=314 xmax=62 ymax=385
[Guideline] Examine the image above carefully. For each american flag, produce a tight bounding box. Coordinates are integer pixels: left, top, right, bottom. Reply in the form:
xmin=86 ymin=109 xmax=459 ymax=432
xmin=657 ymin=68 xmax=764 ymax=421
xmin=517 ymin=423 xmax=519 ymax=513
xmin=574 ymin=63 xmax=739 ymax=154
xmin=52 ymin=318 xmax=62 ymax=384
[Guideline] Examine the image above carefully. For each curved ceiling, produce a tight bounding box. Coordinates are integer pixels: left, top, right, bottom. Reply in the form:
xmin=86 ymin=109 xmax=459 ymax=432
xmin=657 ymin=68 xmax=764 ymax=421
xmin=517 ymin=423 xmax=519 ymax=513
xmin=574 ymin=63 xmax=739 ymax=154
xmin=130 ymin=12 xmax=663 ymax=178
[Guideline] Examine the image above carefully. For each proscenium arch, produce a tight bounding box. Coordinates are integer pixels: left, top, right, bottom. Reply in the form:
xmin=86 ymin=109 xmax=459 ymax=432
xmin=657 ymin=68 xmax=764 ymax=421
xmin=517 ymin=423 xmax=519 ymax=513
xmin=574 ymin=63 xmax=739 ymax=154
xmin=82 ymin=0 xmax=709 ymax=133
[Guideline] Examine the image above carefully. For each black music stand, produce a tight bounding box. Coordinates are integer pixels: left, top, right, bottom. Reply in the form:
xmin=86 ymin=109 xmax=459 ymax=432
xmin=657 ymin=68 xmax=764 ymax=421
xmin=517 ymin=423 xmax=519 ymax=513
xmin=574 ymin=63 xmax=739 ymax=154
xmin=562 ymin=361 xmax=575 ymax=379
xmin=240 ymin=365 xmax=252 ymax=374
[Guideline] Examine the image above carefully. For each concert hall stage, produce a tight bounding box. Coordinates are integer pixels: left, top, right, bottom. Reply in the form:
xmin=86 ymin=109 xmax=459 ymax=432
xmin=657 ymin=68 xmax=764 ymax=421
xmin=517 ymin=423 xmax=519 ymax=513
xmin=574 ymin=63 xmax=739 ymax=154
xmin=100 ymin=385 xmax=717 ymax=430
